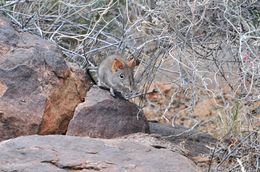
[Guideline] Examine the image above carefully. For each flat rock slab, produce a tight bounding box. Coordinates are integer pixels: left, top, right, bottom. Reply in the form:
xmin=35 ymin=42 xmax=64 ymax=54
xmin=67 ymin=87 xmax=150 ymax=138
xmin=149 ymin=122 xmax=217 ymax=157
xmin=0 ymin=135 xmax=199 ymax=172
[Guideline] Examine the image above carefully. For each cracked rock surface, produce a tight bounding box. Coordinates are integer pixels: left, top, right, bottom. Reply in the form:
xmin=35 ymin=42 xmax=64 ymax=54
xmin=0 ymin=135 xmax=199 ymax=172
xmin=0 ymin=16 xmax=90 ymax=141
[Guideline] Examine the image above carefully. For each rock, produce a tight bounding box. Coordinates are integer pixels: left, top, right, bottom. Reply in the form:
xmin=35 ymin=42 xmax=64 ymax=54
xmin=149 ymin=122 xmax=217 ymax=157
xmin=0 ymin=135 xmax=199 ymax=172
xmin=0 ymin=16 xmax=90 ymax=141
xmin=66 ymin=87 xmax=150 ymax=138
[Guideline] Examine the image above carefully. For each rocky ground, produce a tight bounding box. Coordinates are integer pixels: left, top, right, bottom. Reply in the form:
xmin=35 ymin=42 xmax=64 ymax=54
xmin=0 ymin=134 xmax=199 ymax=172
xmin=0 ymin=16 xmax=218 ymax=171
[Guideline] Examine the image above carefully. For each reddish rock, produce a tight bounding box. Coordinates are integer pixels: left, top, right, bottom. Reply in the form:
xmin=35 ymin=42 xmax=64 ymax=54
xmin=0 ymin=135 xmax=200 ymax=172
xmin=0 ymin=16 xmax=90 ymax=141
xmin=66 ymin=87 xmax=150 ymax=138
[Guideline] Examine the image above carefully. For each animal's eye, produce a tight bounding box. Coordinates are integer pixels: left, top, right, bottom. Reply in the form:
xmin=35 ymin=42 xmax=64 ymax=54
xmin=119 ymin=73 xmax=124 ymax=79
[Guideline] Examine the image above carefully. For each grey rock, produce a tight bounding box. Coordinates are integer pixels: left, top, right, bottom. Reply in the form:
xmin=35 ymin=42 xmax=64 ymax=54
xmin=0 ymin=135 xmax=200 ymax=172
xmin=149 ymin=122 xmax=217 ymax=156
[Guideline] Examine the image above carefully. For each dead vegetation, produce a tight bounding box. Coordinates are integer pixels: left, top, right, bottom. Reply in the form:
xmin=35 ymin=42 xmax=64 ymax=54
xmin=1 ymin=0 xmax=259 ymax=171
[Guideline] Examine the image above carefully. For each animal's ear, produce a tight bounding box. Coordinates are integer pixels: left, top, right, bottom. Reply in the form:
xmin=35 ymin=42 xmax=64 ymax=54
xmin=112 ymin=58 xmax=125 ymax=72
xmin=128 ymin=58 xmax=139 ymax=68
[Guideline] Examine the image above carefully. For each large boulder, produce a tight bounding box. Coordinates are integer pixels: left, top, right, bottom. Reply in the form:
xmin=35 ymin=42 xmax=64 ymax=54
xmin=66 ymin=87 xmax=150 ymax=138
xmin=0 ymin=16 xmax=90 ymax=141
xmin=0 ymin=135 xmax=200 ymax=172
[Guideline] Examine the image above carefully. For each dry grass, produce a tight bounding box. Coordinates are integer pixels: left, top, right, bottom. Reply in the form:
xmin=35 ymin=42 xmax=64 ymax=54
xmin=1 ymin=0 xmax=259 ymax=171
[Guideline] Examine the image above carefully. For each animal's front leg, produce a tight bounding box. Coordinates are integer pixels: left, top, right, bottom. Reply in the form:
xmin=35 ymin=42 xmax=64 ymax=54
xmin=109 ymin=87 xmax=116 ymax=97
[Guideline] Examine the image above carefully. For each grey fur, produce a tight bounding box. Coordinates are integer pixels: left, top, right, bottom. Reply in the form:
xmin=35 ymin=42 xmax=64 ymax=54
xmin=97 ymin=55 xmax=135 ymax=97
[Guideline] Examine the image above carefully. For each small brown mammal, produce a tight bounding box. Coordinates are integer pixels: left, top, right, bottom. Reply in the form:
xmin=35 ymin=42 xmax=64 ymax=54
xmin=98 ymin=54 xmax=137 ymax=98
